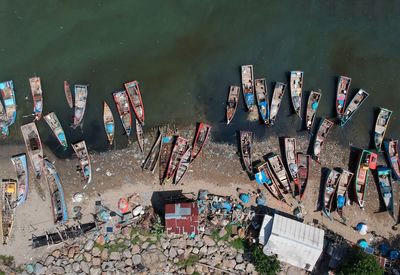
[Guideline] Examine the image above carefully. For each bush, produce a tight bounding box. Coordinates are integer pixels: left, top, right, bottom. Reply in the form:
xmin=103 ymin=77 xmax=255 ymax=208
xmin=251 ymin=245 xmax=281 ymax=275
xmin=337 ymin=248 xmax=384 ymax=275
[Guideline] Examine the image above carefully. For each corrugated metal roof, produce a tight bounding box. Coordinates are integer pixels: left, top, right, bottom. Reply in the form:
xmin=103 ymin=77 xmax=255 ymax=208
xmin=165 ymin=202 xmax=199 ymax=235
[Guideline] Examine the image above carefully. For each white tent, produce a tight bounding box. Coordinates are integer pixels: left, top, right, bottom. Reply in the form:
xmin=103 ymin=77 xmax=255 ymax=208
xmin=259 ymin=214 xmax=324 ymax=271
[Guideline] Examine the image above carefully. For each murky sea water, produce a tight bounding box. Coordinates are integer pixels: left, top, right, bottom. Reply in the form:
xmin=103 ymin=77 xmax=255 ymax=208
xmin=0 ymin=1 xmax=399 ymax=157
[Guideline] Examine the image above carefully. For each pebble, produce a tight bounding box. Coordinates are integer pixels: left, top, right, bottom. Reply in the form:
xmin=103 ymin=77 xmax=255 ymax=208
xmin=80 ymin=261 xmax=90 ymax=274
xmin=203 ymin=235 xmax=216 ymax=246
xmin=109 ymin=252 xmax=121 ymax=261
xmin=84 ymin=239 xmax=95 ymax=251
xmin=131 ymin=244 xmax=140 ymax=254
xmin=92 ymin=247 xmax=101 ymax=257
xmin=132 ymin=254 xmax=142 ymax=266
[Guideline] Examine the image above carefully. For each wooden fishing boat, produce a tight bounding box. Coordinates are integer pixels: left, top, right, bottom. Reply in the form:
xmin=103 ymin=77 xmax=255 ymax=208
xmin=354 ymin=149 xmax=378 ymax=208
xmin=289 ymin=71 xmax=304 ymax=118
xmin=374 ymin=108 xmax=392 ymax=152
xmin=11 ymin=154 xmax=29 ymax=206
xmin=0 ymin=80 xmax=17 ymax=126
xmin=29 ymin=77 xmax=43 ymax=121
xmin=384 ymin=139 xmax=400 ymax=180
xmin=1 ymin=179 xmax=17 ymax=244
xmin=340 ymin=89 xmax=369 ymax=126
xmin=322 ymin=169 xmax=341 ymax=219
xmin=269 ymin=82 xmax=286 ymax=125
xmin=64 ymin=81 xmax=73 ymax=109
xmin=284 ymin=138 xmax=300 ymax=192
xmin=312 ymin=118 xmax=334 ymax=162
xmin=113 ymin=90 xmax=132 ymax=137
xmin=43 ymin=159 xmax=68 ymax=224
xmin=296 ymin=152 xmax=310 ymax=200
xmin=159 ymin=130 xmax=175 ymax=184
xmin=191 ymin=122 xmax=211 ymax=161
xmin=72 ymin=140 xmax=92 ymax=186
xmin=336 ymin=169 xmax=353 ymax=216
xmin=267 ymin=153 xmax=293 ymax=195
xmin=254 ymin=78 xmax=270 ymax=124
xmin=165 ymin=137 xmax=188 ymax=182
xmin=256 ymin=162 xmax=287 ymax=204
xmin=72 ymin=85 xmax=88 ymax=129
xmin=336 ymin=76 xmax=351 ymax=119
xmin=0 ymin=100 xmax=8 ymax=137
xmin=103 ymin=102 xmax=115 ymax=145
xmin=377 ymin=166 xmax=395 ymax=220
xmin=174 ymin=145 xmax=192 ymax=185
xmin=124 ymin=80 xmax=145 ymax=124
xmin=21 ymin=122 xmax=43 ymax=179
xmin=226 ymin=85 xmax=240 ymax=124
xmin=240 ymin=131 xmax=253 ymax=174
xmin=241 ymin=65 xmax=256 ymax=112
xmin=136 ymin=119 xmax=144 ymax=152
xmin=305 ymin=90 xmax=322 ymax=132
xmin=44 ymin=112 xmax=68 ymax=150
xmin=142 ymin=128 xmax=163 ymax=172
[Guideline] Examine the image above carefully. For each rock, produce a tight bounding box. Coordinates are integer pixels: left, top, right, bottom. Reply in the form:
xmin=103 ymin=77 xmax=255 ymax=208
xmin=186 ymin=265 xmax=195 ymax=274
xmin=51 ymin=266 xmax=65 ymax=274
xmin=64 ymin=264 xmax=72 ymax=273
xmin=84 ymin=240 xmax=95 ymax=252
xmin=132 ymin=254 xmax=142 ymax=266
xmin=141 ymin=242 xmax=149 ymax=250
xmin=101 ymin=261 xmax=114 ymax=272
xmin=236 ymin=253 xmax=243 ymax=264
xmin=95 ymin=235 xmax=105 ymax=246
xmin=83 ymin=252 xmax=92 ymax=262
xmin=131 ymin=244 xmax=140 ymax=254
xmin=208 ymin=246 xmax=218 ymax=254
xmin=122 ymin=249 xmax=132 ymax=259
xmin=89 ymin=267 xmax=101 ymax=275
xmin=125 ymin=258 xmax=133 ymax=266
xmin=169 ymin=247 xmax=177 ymax=258
xmin=34 ymin=263 xmax=45 ymax=274
xmin=91 ymin=247 xmax=101 ymax=257
xmin=219 ymin=228 xmax=227 ymax=238
xmin=161 ymin=239 xmax=170 ymax=250
xmin=52 ymin=250 xmax=61 ymax=258
xmin=72 ymin=262 xmax=80 ymax=272
xmin=44 ymin=255 xmax=55 ymax=266
xmin=177 ymin=248 xmax=185 ymax=255
xmin=141 ymin=249 xmax=167 ymax=268
xmin=67 ymin=247 xmax=75 ymax=258
xmin=187 ymin=239 xmax=195 ymax=246
xmin=109 ymin=252 xmax=121 ymax=261
xmin=26 ymin=264 xmax=35 ymax=274
xmin=148 ymin=244 xmax=157 ymax=250
xmin=100 ymin=249 xmax=108 ymax=261
xmin=246 ymin=263 xmax=255 ymax=273
xmin=203 ymin=235 xmax=216 ymax=246
xmin=92 ymin=257 xmax=101 ymax=266
xmin=223 ymin=259 xmax=237 ymax=270
xmin=80 ymin=261 xmax=90 ymax=274
xmin=199 ymin=246 xmax=208 ymax=255
xmin=235 ymin=263 xmax=246 ymax=271
xmin=74 ymin=253 xmax=83 ymax=262
xmin=192 ymin=247 xmax=199 ymax=254
xmin=108 ymin=234 xmax=116 ymax=241
xmin=170 ymin=238 xmax=186 ymax=249
xmin=121 ymin=227 xmax=131 ymax=237
xmin=132 ymin=206 xmax=143 ymax=216
xmin=114 ymin=261 xmax=126 ymax=269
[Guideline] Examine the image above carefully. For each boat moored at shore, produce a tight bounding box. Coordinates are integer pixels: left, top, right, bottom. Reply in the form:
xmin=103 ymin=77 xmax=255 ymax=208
xmin=159 ymin=129 xmax=175 ymax=184
xmin=336 ymin=76 xmax=351 ymax=119
xmin=72 ymin=85 xmax=88 ymax=129
xmin=226 ymin=86 xmax=240 ymax=124
xmin=0 ymin=80 xmax=17 ymax=127
xmin=305 ymin=90 xmax=322 ymax=132
xmin=240 ymin=131 xmax=253 ymax=175
xmin=165 ymin=136 xmax=188 ymax=182
xmin=254 ymin=78 xmax=270 ymax=124
xmin=0 ymin=99 xmax=7 ymax=137
xmin=296 ymin=152 xmax=310 ymax=200
xmin=64 ymin=81 xmax=73 ymax=109
xmin=103 ymin=102 xmax=115 ymax=145
xmin=241 ymin=65 xmax=256 ymax=112
xmin=336 ymin=169 xmax=353 ymax=217
xmin=44 ymin=112 xmax=68 ymax=150
xmin=377 ymin=166 xmax=394 ymax=220
xmin=269 ymin=82 xmax=286 ymax=125
xmin=11 ymin=154 xmax=29 ymax=206
xmin=289 ymin=71 xmax=304 ymax=119
xmin=340 ymin=89 xmax=369 ymax=126
xmin=113 ymin=91 xmax=132 ymax=138
xmin=191 ymin=123 xmax=211 ymax=161
xmin=354 ymin=149 xmax=377 ymax=208
xmin=136 ymin=119 xmax=144 ymax=153
xmin=312 ymin=118 xmax=334 ymax=162
xmin=72 ymin=140 xmax=92 ymax=186
xmin=1 ymin=179 xmax=17 ymax=244
xmin=384 ymin=139 xmax=400 ymax=180
xmin=124 ymin=80 xmax=145 ymax=125
xmin=267 ymin=153 xmax=293 ymax=195
xmin=142 ymin=128 xmax=162 ymax=173
xmin=29 ymin=77 xmax=43 ymax=121
xmin=256 ymin=162 xmax=288 ymax=205
xmin=322 ymin=169 xmax=341 ymax=220
xmin=374 ymin=108 xmax=392 ymax=152
xmin=21 ymin=122 xmax=43 ymax=179
xmin=284 ymin=138 xmax=300 ymax=192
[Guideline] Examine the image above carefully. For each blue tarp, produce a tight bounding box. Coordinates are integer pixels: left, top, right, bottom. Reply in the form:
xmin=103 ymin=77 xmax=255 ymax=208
xmin=57 ymin=132 xmax=66 ymax=142
xmin=389 ymin=250 xmax=400 ymax=260
xmin=4 ymin=98 xmax=14 ymax=106
xmin=239 ymin=193 xmax=250 ymax=203
xmin=255 ymin=171 xmax=272 ymax=185
xmin=256 ymin=197 xmax=266 ymax=206
xmin=312 ymin=101 xmax=319 ymax=110
xmin=162 ymin=136 xmax=172 ymax=143
xmin=379 ymin=243 xmax=390 ymax=256
xmin=358 ymin=239 xmax=368 ymax=249
xmin=106 ymin=123 xmax=114 ymax=133
xmin=337 ymin=195 xmax=345 ymax=208
xmin=245 ymin=93 xmax=255 ymax=107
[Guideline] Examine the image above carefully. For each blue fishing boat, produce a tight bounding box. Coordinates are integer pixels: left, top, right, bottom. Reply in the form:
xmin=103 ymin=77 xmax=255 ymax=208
xmin=254 ymin=78 xmax=270 ymax=124
xmin=0 ymin=99 xmax=8 ymax=137
xmin=0 ymin=80 xmax=17 ymax=126
xmin=340 ymin=89 xmax=369 ymax=126
xmin=377 ymin=166 xmax=394 ymax=220
xmin=44 ymin=112 xmax=68 ymax=150
xmin=383 ymin=139 xmax=400 ymax=180
xmin=11 ymin=154 xmax=29 ymax=205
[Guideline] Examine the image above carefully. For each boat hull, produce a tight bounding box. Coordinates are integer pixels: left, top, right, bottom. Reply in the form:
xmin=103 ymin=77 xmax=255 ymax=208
xmin=11 ymin=154 xmax=29 ymax=206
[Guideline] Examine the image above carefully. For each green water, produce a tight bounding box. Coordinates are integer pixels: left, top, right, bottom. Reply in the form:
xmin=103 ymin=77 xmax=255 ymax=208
xmin=0 ymin=1 xmax=399 ymax=154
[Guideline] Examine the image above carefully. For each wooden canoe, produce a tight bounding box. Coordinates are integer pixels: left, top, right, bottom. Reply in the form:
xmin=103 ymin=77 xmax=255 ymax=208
xmin=340 ymin=89 xmax=369 ymax=126
xmin=29 ymin=77 xmax=43 ymax=121
xmin=296 ymin=152 xmax=310 ymax=200
xmin=383 ymin=139 xmax=400 ymax=180
xmin=336 ymin=76 xmax=351 ymax=119
xmin=165 ymin=136 xmax=188 ymax=182
xmin=11 ymin=154 xmax=29 ymax=206
xmin=64 ymin=81 xmax=73 ymax=109
xmin=174 ymin=145 xmax=192 ymax=185
xmin=1 ymin=179 xmax=17 ymax=244
xmin=226 ymin=85 xmax=240 ymax=124
xmin=0 ymin=80 xmax=17 ymax=126
xmin=103 ymin=102 xmax=115 ymax=145
xmin=142 ymin=128 xmax=163 ymax=173
xmin=256 ymin=162 xmax=288 ymax=204
xmin=112 ymin=91 xmax=132 ymax=137
xmin=136 ymin=119 xmax=144 ymax=152
xmin=374 ymin=108 xmax=392 ymax=152
xmin=269 ymin=82 xmax=286 ymax=125
xmin=336 ymin=169 xmax=353 ymax=216
xmin=377 ymin=166 xmax=395 ymax=220
xmin=124 ymin=80 xmax=145 ymax=124
xmin=354 ymin=149 xmax=378 ymax=208
xmin=267 ymin=153 xmax=293 ymax=195
xmin=72 ymin=140 xmax=92 ymax=186
xmin=322 ymin=169 xmax=341 ymax=219
xmin=240 ymin=131 xmax=253 ymax=174
xmin=254 ymin=78 xmax=270 ymax=124
xmin=305 ymin=90 xmax=322 ymax=132
xmin=20 ymin=122 xmax=43 ymax=179
xmin=289 ymin=71 xmax=304 ymax=118
xmin=72 ymin=85 xmax=88 ymax=129
xmin=191 ymin=122 xmax=211 ymax=161
xmin=159 ymin=130 xmax=175 ymax=184
xmin=0 ymin=99 xmax=8 ymax=137
xmin=284 ymin=138 xmax=300 ymax=192
xmin=312 ymin=118 xmax=334 ymax=162
xmin=241 ymin=65 xmax=256 ymax=111
xmin=44 ymin=112 xmax=68 ymax=150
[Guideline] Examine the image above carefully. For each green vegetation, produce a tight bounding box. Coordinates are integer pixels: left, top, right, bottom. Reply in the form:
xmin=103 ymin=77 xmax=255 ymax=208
xmin=251 ymin=245 xmax=281 ymax=275
xmin=0 ymin=255 xmax=14 ymax=266
xmin=337 ymin=248 xmax=384 ymax=275
xmin=211 ymin=224 xmax=233 ymax=242
xmin=94 ymin=239 xmax=129 ymax=252
xmin=177 ymin=255 xmax=200 ymax=268
xmin=230 ymin=238 xmax=248 ymax=250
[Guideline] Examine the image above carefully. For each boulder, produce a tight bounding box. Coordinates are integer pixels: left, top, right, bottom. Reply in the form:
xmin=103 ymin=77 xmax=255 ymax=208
xmin=246 ymin=263 xmax=256 ymax=273
xmin=125 ymin=258 xmax=133 ymax=266
xmin=141 ymin=242 xmax=149 ymax=250
xmin=84 ymin=240 xmax=94 ymax=252
xmin=203 ymin=235 xmax=216 ymax=246
xmin=34 ymin=263 xmax=45 ymax=274
xmin=95 ymin=235 xmax=105 ymax=246
xmin=131 ymin=245 xmax=140 ymax=254
xmin=132 ymin=255 xmax=142 ymax=266
xmin=101 ymin=261 xmax=114 ymax=272
xmin=50 ymin=266 xmax=65 ymax=274
xmin=101 ymin=249 xmax=109 ymax=261
xmin=114 ymin=261 xmax=126 ymax=269
xmin=208 ymin=246 xmax=218 ymax=254
xmin=236 ymin=253 xmax=243 ymax=264
xmin=219 ymin=228 xmax=227 ymax=238
xmin=169 ymin=248 xmax=177 ymax=258
xmin=52 ymin=250 xmax=61 ymax=258
xmin=170 ymin=238 xmax=186 ymax=249
xmin=83 ymin=252 xmax=92 ymax=262
xmin=80 ymin=261 xmax=90 ymax=274
xmin=91 ymin=247 xmax=101 ymax=257
xmin=122 ymin=249 xmax=132 ymax=259
xmin=67 ymin=247 xmax=75 ymax=259
xmin=89 ymin=267 xmax=101 ymax=275
xmin=72 ymin=262 xmax=80 ymax=272
xmin=199 ymin=246 xmax=207 ymax=255
xmin=185 ymin=265 xmax=195 ymax=274
xmin=109 ymin=252 xmax=121 ymax=261
xmin=44 ymin=256 xmax=55 ymax=266
xmin=235 ymin=263 xmax=246 ymax=271
xmin=92 ymin=257 xmax=101 ymax=266
xmin=192 ymin=248 xmax=199 ymax=254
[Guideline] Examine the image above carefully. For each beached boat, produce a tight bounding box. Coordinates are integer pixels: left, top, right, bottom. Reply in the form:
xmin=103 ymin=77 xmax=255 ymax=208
xmin=336 ymin=76 xmax=351 ymax=119
xmin=240 ymin=131 xmax=253 ymax=174
xmin=124 ymin=80 xmax=145 ymax=124
xmin=267 ymin=153 xmax=293 ymax=195
xmin=43 ymin=159 xmax=68 ymax=224
xmin=241 ymin=65 xmax=256 ymax=112
xmin=72 ymin=140 xmax=92 ymax=186
xmin=191 ymin=122 xmax=211 ymax=161
xmin=269 ymin=82 xmax=286 ymax=125
xmin=159 ymin=130 xmax=175 ymax=184
xmin=312 ymin=118 xmax=334 ymax=162
xmin=296 ymin=153 xmax=310 ymax=200
xmin=142 ymin=128 xmax=163 ymax=172
xmin=226 ymin=86 xmax=240 ymax=124
xmin=113 ymin=91 xmax=132 ymax=137
xmin=165 ymin=137 xmax=188 ymax=182
xmin=44 ymin=112 xmax=68 ymax=150
xmin=336 ymin=169 xmax=353 ymax=216
xmin=255 ymin=162 xmax=287 ymax=204
xmin=377 ymin=166 xmax=395 ymax=220
xmin=384 ymin=139 xmax=400 ymax=180
xmin=354 ymin=149 xmax=378 ymax=208
xmin=174 ymin=145 xmax=192 ymax=185
xmin=103 ymin=102 xmax=115 ymax=145
xmin=340 ymin=89 xmax=369 ymax=126
xmin=20 ymin=122 xmax=43 ymax=179
xmin=136 ymin=119 xmax=144 ymax=152
xmin=0 ymin=80 xmax=17 ymax=126
xmin=322 ymin=169 xmax=341 ymax=219
xmin=284 ymin=138 xmax=300 ymax=192
xmin=0 ymin=100 xmax=8 ymax=137
xmin=254 ymin=79 xmax=270 ymax=124
xmin=290 ymin=71 xmax=304 ymax=118
xmin=11 ymin=154 xmax=28 ymax=206
xmin=374 ymin=108 xmax=392 ymax=152
xmin=64 ymin=81 xmax=73 ymax=109
xmin=305 ymin=90 xmax=322 ymax=132
xmin=72 ymin=85 xmax=88 ymax=129
xmin=1 ymin=179 xmax=17 ymax=244
xmin=29 ymin=77 xmax=43 ymax=121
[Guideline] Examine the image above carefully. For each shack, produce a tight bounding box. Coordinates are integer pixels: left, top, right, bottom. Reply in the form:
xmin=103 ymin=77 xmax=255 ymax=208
xmin=165 ymin=202 xmax=199 ymax=235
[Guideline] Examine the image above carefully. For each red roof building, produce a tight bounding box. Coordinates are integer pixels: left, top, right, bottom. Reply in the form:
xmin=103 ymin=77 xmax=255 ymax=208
xmin=165 ymin=202 xmax=199 ymax=235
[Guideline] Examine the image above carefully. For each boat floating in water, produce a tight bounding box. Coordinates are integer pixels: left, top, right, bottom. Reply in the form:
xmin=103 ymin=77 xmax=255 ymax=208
xmin=103 ymin=102 xmax=115 ymax=145
xmin=384 ymin=139 xmax=400 ymax=180
xmin=136 ymin=119 xmax=144 ymax=152
xmin=142 ymin=128 xmax=163 ymax=173
xmin=305 ymin=90 xmax=322 ymax=132
xmin=340 ymin=89 xmax=369 ymax=126
xmin=284 ymin=138 xmax=300 ymax=192
xmin=165 ymin=136 xmax=188 ymax=182
xmin=0 ymin=80 xmax=17 ymax=127
xmin=113 ymin=90 xmax=132 ymax=138
xmin=174 ymin=145 xmax=192 ymax=185
xmin=21 ymin=122 xmax=43 ymax=179
xmin=254 ymin=78 xmax=270 ymax=124
xmin=255 ymin=162 xmax=288 ymax=205
xmin=377 ymin=166 xmax=395 ymax=220
xmin=290 ymin=71 xmax=304 ymax=119
xmin=11 ymin=154 xmax=29 ymax=206
xmin=191 ymin=122 xmax=211 ymax=161
xmin=1 ymin=179 xmax=17 ymax=244
xmin=241 ymin=65 xmax=256 ymax=112
xmin=296 ymin=153 xmax=310 ymax=200
xmin=267 ymin=153 xmax=293 ymax=195
xmin=269 ymin=82 xmax=286 ymax=125
xmin=354 ymin=149 xmax=377 ymax=208
xmin=226 ymin=86 xmax=240 ymax=124
xmin=64 ymin=81 xmax=73 ymax=109
xmin=322 ymin=169 xmax=341 ymax=220
xmin=336 ymin=76 xmax=351 ymax=119
xmin=125 ymin=80 xmax=145 ymax=125
xmin=0 ymin=99 xmax=7 ymax=137
xmin=44 ymin=112 xmax=68 ymax=150
xmin=336 ymin=169 xmax=353 ymax=217
xmin=72 ymin=85 xmax=88 ymax=129
xmin=312 ymin=118 xmax=334 ymax=162
xmin=374 ymin=108 xmax=392 ymax=152
xmin=72 ymin=140 xmax=92 ymax=186
xmin=29 ymin=77 xmax=43 ymax=121
xmin=240 ymin=131 xmax=253 ymax=175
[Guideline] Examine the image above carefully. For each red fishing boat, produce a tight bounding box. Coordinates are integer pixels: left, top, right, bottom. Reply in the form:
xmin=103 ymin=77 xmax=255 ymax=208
xmin=165 ymin=137 xmax=188 ymax=182
xmin=191 ymin=123 xmax=211 ymax=161
xmin=124 ymin=80 xmax=145 ymax=124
